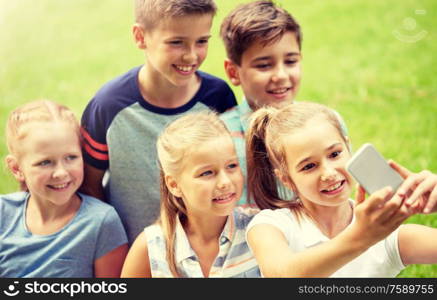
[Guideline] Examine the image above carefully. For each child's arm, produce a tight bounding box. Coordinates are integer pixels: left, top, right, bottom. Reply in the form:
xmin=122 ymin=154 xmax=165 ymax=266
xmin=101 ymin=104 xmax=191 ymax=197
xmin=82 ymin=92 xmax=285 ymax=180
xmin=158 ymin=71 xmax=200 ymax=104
xmin=80 ymin=163 xmax=107 ymax=201
xmin=398 ymin=224 xmax=437 ymax=265
xmin=121 ymin=232 xmax=152 ymax=278
xmin=247 ymin=223 xmax=369 ymax=277
xmin=94 ymin=244 xmax=129 ymax=277
xmin=389 ymin=160 xmax=437 ymax=214
xmin=247 ymin=186 xmax=410 ymax=277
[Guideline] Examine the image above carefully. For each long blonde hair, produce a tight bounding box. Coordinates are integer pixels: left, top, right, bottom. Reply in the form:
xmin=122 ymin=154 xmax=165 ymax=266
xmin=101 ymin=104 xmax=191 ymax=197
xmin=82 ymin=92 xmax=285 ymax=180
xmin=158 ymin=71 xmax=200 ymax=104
xmin=246 ymin=102 xmax=348 ymax=210
xmin=156 ymin=110 xmax=231 ymax=277
xmin=5 ymin=100 xmax=81 ymax=190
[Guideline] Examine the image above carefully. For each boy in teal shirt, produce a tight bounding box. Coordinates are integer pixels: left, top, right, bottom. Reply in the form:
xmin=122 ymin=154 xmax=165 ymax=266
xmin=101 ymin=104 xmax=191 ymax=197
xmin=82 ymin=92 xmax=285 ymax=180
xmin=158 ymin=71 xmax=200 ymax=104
xmin=220 ymin=0 xmax=347 ymax=204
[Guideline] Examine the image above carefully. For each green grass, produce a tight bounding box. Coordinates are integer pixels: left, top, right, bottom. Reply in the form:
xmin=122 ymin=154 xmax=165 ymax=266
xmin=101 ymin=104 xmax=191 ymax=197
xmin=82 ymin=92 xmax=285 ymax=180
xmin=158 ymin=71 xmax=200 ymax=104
xmin=1 ymin=0 xmax=436 ymax=277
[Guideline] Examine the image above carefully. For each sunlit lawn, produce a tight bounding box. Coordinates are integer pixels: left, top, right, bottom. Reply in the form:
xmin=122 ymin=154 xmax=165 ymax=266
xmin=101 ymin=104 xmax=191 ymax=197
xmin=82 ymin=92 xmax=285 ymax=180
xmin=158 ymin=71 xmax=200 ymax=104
xmin=1 ymin=0 xmax=436 ymax=277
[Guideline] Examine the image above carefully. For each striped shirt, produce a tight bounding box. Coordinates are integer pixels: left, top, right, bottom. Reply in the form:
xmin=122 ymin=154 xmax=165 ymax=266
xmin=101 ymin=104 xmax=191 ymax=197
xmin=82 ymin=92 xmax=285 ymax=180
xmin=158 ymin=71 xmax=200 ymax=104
xmin=144 ymin=206 xmax=261 ymax=278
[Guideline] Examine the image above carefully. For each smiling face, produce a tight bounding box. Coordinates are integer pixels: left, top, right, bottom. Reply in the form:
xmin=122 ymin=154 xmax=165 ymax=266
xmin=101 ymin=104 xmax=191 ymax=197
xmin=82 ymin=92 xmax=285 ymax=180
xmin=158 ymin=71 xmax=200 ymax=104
xmin=138 ymin=13 xmax=213 ymax=87
xmin=226 ymin=31 xmax=302 ymax=109
xmin=168 ymin=135 xmax=243 ymax=218
xmin=282 ymin=116 xmax=352 ymax=208
xmin=12 ymin=121 xmax=84 ymax=207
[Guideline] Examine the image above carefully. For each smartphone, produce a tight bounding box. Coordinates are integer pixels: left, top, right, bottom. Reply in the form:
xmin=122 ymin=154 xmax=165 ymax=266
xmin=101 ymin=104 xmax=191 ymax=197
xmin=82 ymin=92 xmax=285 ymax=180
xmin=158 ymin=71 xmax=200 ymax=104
xmin=346 ymin=143 xmax=404 ymax=195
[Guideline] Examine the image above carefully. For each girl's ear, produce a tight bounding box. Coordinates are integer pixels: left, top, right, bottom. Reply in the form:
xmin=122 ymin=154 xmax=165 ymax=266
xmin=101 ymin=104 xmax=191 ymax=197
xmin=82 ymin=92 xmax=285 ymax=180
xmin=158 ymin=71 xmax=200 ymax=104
xmin=164 ymin=174 xmax=183 ymax=198
xmin=224 ymin=59 xmax=241 ymax=86
xmin=5 ymin=155 xmax=24 ymax=182
xmin=132 ymin=23 xmax=146 ymax=49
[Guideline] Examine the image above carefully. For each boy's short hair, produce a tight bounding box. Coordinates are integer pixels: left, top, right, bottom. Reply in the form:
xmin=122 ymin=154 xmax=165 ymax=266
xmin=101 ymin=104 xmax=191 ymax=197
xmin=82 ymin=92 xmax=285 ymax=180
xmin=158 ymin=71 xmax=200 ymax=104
xmin=134 ymin=0 xmax=217 ymax=30
xmin=220 ymin=0 xmax=302 ymax=65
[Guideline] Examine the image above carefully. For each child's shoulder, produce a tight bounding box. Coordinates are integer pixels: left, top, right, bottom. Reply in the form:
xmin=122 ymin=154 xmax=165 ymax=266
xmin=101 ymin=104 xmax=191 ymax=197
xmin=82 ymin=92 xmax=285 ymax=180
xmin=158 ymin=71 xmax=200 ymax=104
xmin=233 ymin=205 xmax=261 ymax=229
xmin=0 ymin=191 xmax=29 ymax=202
xmin=251 ymin=207 xmax=299 ymax=226
xmin=99 ymin=65 xmax=141 ymax=92
xmin=220 ymin=105 xmax=239 ymax=121
xmin=143 ymin=222 xmax=162 ymax=235
xmin=197 ymin=70 xmax=234 ymax=94
xmin=90 ymin=66 xmax=142 ymax=107
xmin=196 ymin=71 xmax=237 ymax=112
xmin=143 ymin=223 xmax=166 ymax=245
xmin=0 ymin=191 xmax=28 ymax=205
xmin=82 ymin=66 xmax=143 ymax=125
xmin=0 ymin=192 xmax=28 ymax=222
xmin=197 ymin=70 xmax=227 ymax=84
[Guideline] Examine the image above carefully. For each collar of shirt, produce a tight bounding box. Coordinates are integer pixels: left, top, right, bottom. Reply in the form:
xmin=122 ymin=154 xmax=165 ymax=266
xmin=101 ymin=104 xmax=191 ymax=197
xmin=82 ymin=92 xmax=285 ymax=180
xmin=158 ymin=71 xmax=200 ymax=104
xmin=174 ymin=213 xmax=235 ymax=264
xmin=299 ymin=199 xmax=355 ymax=248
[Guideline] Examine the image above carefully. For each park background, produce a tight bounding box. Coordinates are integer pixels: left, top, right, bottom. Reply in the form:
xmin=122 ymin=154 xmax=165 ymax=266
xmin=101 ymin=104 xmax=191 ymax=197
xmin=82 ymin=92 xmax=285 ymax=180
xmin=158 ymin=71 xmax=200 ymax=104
xmin=0 ymin=0 xmax=435 ymax=277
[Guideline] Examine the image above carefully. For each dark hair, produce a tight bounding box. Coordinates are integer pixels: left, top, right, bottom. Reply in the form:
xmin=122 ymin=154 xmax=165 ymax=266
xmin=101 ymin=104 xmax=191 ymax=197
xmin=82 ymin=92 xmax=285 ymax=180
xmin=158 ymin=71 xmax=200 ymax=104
xmin=220 ymin=0 xmax=302 ymax=65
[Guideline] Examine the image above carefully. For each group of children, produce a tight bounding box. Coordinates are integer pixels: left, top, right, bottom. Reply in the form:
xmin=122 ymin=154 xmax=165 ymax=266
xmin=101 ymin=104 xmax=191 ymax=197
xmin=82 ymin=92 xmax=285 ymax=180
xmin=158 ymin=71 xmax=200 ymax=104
xmin=1 ymin=0 xmax=436 ymax=278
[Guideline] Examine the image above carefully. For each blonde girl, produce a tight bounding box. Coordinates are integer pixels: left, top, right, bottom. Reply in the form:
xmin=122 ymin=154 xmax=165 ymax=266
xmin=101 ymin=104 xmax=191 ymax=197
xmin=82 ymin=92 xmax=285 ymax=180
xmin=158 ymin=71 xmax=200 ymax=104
xmin=245 ymin=101 xmax=437 ymax=277
xmin=0 ymin=100 xmax=128 ymax=277
xmin=121 ymin=111 xmax=260 ymax=277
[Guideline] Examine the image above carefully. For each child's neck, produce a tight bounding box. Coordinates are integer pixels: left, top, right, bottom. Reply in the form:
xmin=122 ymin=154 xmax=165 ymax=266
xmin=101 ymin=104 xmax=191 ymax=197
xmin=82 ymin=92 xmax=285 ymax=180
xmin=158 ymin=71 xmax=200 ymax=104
xmin=305 ymin=201 xmax=353 ymax=239
xmin=184 ymin=214 xmax=227 ymax=243
xmin=25 ymin=193 xmax=82 ymax=235
xmin=138 ymin=64 xmax=201 ymax=109
xmin=183 ymin=214 xmax=228 ymax=277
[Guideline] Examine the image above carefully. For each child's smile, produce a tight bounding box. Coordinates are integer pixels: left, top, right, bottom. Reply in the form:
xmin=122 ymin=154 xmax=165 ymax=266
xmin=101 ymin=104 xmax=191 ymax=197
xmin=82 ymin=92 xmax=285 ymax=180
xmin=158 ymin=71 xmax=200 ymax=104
xmin=16 ymin=121 xmax=83 ymax=207
xmin=282 ymin=116 xmax=352 ymax=207
xmin=320 ymin=180 xmax=347 ymax=195
xmin=142 ymin=14 xmax=212 ymax=87
xmin=173 ymin=135 xmax=243 ymax=217
xmin=233 ymin=31 xmax=302 ymax=109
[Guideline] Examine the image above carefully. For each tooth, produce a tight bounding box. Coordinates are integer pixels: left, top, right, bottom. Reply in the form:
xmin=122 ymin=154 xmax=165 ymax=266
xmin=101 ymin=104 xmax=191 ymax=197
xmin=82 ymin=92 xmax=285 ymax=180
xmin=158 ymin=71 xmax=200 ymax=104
xmin=52 ymin=183 xmax=68 ymax=189
xmin=176 ymin=65 xmax=193 ymax=72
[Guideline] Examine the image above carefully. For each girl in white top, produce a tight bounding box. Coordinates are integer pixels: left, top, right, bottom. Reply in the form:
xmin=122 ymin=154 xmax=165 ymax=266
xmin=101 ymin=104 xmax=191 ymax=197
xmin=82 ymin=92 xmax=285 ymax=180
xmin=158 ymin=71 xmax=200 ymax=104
xmin=245 ymin=101 xmax=437 ymax=277
xmin=121 ymin=111 xmax=260 ymax=277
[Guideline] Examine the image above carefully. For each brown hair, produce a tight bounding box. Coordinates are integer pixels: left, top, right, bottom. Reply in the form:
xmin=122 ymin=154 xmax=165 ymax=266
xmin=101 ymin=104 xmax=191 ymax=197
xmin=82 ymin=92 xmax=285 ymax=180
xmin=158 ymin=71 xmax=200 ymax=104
xmin=246 ymin=102 xmax=348 ymax=211
xmin=220 ymin=0 xmax=302 ymax=65
xmin=5 ymin=100 xmax=81 ymax=190
xmin=134 ymin=0 xmax=217 ymax=31
xmin=156 ymin=110 xmax=231 ymax=277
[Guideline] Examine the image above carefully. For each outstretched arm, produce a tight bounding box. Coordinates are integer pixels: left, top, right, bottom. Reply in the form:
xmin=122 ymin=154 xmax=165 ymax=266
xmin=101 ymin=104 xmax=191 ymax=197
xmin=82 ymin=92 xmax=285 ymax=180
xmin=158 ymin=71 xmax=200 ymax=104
xmin=399 ymin=224 xmax=437 ymax=265
xmin=247 ymin=222 xmax=369 ymax=277
xmin=121 ymin=232 xmax=152 ymax=278
xmin=247 ymin=186 xmax=410 ymax=277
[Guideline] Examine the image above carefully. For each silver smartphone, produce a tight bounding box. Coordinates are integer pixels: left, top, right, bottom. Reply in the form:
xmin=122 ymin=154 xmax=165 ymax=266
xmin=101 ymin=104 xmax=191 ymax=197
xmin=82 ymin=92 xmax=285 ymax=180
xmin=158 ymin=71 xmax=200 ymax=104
xmin=346 ymin=143 xmax=404 ymax=195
